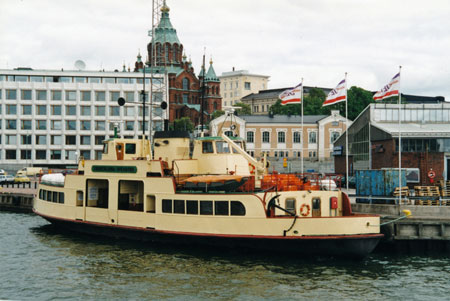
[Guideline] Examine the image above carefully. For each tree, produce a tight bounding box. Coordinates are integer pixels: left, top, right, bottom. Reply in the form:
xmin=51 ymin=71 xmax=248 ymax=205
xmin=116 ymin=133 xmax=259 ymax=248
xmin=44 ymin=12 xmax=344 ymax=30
xmin=211 ymin=109 xmax=225 ymax=120
xmin=171 ymin=117 xmax=194 ymax=132
xmin=233 ymin=102 xmax=251 ymax=115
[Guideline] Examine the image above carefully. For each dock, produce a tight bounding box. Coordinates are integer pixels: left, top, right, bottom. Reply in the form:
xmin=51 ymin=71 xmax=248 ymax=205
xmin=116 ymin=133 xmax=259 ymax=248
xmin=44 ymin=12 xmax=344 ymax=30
xmin=0 ymin=182 xmax=36 ymax=213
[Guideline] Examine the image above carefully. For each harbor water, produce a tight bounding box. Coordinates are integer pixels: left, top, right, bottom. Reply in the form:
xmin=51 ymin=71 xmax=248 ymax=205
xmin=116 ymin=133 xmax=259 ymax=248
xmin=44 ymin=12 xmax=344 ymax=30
xmin=1 ymin=211 xmax=449 ymax=300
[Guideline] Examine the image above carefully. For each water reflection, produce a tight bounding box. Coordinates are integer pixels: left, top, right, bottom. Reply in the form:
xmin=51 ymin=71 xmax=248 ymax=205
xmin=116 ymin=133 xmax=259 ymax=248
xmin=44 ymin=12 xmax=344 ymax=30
xmin=2 ymin=213 xmax=450 ymax=300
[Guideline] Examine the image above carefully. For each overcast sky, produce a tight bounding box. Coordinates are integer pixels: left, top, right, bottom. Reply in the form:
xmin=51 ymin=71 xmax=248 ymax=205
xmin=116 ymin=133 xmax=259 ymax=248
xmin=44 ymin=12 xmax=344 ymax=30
xmin=1 ymin=0 xmax=449 ymax=100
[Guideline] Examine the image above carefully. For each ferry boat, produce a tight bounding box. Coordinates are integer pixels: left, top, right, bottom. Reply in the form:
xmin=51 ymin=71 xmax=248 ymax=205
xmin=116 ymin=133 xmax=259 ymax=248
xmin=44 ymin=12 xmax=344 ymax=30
xmin=33 ymin=131 xmax=383 ymax=257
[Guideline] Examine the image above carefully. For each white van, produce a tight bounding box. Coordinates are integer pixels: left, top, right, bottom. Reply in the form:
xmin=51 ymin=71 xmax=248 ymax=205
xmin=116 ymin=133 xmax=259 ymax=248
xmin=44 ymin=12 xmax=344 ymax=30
xmin=16 ymin=167 xmax=43 ymax=177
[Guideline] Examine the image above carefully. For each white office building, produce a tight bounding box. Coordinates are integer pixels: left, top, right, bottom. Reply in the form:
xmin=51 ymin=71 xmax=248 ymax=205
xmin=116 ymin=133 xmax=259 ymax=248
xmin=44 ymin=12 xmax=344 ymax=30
xmin=0 ymin=68 xmax=167 ymax=170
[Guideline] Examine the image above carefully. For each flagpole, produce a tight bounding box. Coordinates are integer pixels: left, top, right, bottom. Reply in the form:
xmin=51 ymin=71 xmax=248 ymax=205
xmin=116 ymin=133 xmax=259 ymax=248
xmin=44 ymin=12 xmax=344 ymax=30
xmin=398 ymin=66 xmax=402 ymax=204
xmin=301 ymin=78 xmax=304 ymax=176
xmin=345 ymin=72 xmax=349 ymax=190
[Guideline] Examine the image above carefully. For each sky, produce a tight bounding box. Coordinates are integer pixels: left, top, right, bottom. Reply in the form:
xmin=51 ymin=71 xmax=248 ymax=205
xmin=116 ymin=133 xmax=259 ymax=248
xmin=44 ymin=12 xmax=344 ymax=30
xmin=1 ymin=0 xmax=450 ymax=100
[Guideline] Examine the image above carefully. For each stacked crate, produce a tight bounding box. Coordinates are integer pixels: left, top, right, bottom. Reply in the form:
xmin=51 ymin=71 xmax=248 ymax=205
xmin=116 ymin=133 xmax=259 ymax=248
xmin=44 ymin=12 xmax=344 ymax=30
xmin=439 ymin=180 xmax=450 ymax=205
xmin=414 ymin=186 xmax=440 ymax=205
xmin=393 ymin=186 xmax=410 ymax=204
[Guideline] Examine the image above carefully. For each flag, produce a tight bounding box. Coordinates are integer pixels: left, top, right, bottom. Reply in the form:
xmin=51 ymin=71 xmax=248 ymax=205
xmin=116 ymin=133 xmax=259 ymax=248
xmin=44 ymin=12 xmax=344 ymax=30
xmin=323 ymin=79 xmax=346 ymax=106
xmin=373 ymin=73 xmax=400 ymax=101
xmin=279 ymin=82 xmax=302 ymax=105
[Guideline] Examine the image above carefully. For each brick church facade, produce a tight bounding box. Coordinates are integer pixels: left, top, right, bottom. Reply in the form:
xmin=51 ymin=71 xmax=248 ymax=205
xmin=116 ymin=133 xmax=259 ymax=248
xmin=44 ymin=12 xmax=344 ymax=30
xmin=134 ymin=2 xmax=221 ymax=126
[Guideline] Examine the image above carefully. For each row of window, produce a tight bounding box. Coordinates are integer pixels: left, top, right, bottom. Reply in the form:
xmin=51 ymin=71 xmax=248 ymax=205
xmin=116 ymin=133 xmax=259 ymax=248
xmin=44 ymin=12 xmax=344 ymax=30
xmin=5 ymin=149 xmax=98 ymax=160
xmin=39 ymin=189 xmax=65 ymax=204
xmin=0 ymin=75 xmax=159 ymax=85
xmin=0 ymin=89 xmax=161 ymax=102
xmin=3 ymin=134 xmax=105 ymax=146
xmin=0 ymin=118 xmax=142 ymax=131
xmin=162 ymin=199 xmax=246 ymax=216
xmin=377 ymin=108 xmax=450 ymax=123
xmin=246 ymin=150 xmax=316 ymax=158
xmin=245 ymin=131 xmax=340 ymax=144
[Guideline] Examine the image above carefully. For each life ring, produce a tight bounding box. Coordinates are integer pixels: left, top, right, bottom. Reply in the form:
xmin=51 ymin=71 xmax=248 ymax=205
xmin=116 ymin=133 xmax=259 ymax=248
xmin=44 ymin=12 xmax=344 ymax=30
xmin=300 ymin=203 xmax=310 ymax=217
xmin=249 ymin=163 xmax=255 ymax=174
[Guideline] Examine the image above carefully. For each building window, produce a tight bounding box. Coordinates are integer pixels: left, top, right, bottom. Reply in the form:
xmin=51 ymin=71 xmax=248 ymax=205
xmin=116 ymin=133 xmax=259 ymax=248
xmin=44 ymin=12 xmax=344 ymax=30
xmin=182 ymin=94 xmax=188 ymax=104
xmin=125 ymin=121 xmax=134 ymax=131
xmin=36 ymin=135 xmax=47 ymax=145
xmin=110 ymin=106 xmax=120 ymax=116
xmin=81 ymin=120 xmax=91 ymax=130
xmin=6 ymin=135 xmax=17 ymax=145
xmin=246 ymin=131 xmax=254 ymax=143
xmin=81 ymin=91 xmax=91 ymax=101
xmin=51 ymin=105 xmax=61 ymax=115
xmin=95 ymin=136 xmax=105 ymax=145
xmin=182 ymin=78 xmax=190 ymax=90
xmin=278 ymin=131 xmax=286 ymax=143
xmin=262 ymin=131 xmax=270 ymax=143
xmin=50 ymin=150 xmax=61 ymax=160
xmin=51 ymin=90 xmax=62 ymax=101
xmin=21 ymin=120 xmax=32 ymax=130
xmin=6 ymin=89 xmax=17 ymax=100
xmin=245 ymin=82 xmax=251 ymax=90
xmin=80 ymin=106 xmax=91 ymax=116
xmin=66 ymin=105 xmax=76 ymax=116
xmin=95 ymin=121 xmax=105 ymax=131
xmin=37 ymin=105 xmax=47 ymax=115
xmin=330 ymin=131 xmax=340 ymax=143
xmin=21 ymin=135 xmax=32 ymax=145
xmin=110 ymin=91 xmax=120 ymax=102
xmin=95 ymin=106 xmax=105 ymax=116
xmin=6 ymin=120 xmax=17 ymax=130
xmin=51 ymin=135 xmax=62 ymax=145
xmin=65 ymin=135 xmax=76 ymax=145
xmin=36 ymin=150 xmax=47 ymax=160
xmin=309 ymin=131 xmax=317 ymax=144
xmin=293 ymin=132 xmax=301 ymax=143
xmin=22 ymin=105 xmax=32 ymax=115
xmin=6 ymin=104 xmax=17 ymax=115
xmin=65 ymin=150 xmax=76 ymax=160
xmin=89 ymin=77 xmax=101 ymax=83
xmin=36 ymin=120 xmax=47 ymax=130
xmin=21 ymin=90 xmax=32 ymax=100
xmin=95 ymin=91 xmax=105 ymax=101
xmin=66 ymin=91 xmax=76 ymax=101
xmin=21 ymin=150 xmax=32 ymax=160
xmin=65 ymin=120 xmax=76 ymax=131
xmin=125 ymin=91 xmax=134 ymax=102
xmin=51 ymin=120 xmax=62 ymax=130
xmin=6 ymin=150 xmax=17 ymax=160
xmin=309 ymin=151 xmax=317 ymax=158
xmin=125 ymin=106 xmax=135 ymax=116
xmin=81 ymin=135 xmax=91 ymax=145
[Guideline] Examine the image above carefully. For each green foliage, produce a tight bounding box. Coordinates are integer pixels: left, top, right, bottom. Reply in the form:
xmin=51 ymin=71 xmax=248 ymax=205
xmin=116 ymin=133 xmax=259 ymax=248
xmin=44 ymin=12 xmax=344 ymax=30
xmin=171 ymin=117 xmax=194 ymax=132
xmin=234 ymin=102 xmax=251 ymax=115
xmin=269 ymin=86 xmax=375 ymax=120
xmin=211 ymin=110 xmax=225 ymax=119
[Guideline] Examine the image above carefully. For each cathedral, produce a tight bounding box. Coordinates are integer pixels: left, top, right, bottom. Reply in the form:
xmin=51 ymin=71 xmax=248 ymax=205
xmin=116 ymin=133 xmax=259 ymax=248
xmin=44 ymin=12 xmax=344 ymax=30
xmin=134 ymin=2 xmax=221 ymax=126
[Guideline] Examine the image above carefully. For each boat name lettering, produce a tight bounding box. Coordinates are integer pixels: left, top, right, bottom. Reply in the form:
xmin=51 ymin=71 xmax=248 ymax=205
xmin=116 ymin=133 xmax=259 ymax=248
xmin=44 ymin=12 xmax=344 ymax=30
xmin=91 ymin=165 xmax=137 ymax=173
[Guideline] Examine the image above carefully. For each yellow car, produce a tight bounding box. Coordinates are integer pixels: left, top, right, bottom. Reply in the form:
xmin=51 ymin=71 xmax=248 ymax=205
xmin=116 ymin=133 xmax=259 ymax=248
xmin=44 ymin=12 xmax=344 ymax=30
xmin=14 ymin=175 xmax=31 ymax=183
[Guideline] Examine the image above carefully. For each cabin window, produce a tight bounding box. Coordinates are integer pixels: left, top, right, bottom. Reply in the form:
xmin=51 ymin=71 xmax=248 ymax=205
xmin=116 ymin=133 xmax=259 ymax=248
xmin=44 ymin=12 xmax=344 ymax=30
xmin=215 ymin=201 xmax=229 ymax=216
xmin=59 ymin=192 xmax=64 ymax=204
xmin=47 ymin=191 xmax=52 ymax=202
xmin=285 ymin=198 xmax=296 ymax=215
xmin=174 ymin=199 xmax=185 ymax=214
xmin=162 ymin=199 xmax=172 ymax=213
xmin=312 ymin=197 xmax=321 ymax=217
xmin=202 ymin=141 xmax=214 ymax=153
xmin=200 ymin=201 xmax=213 ymax=215
xmin=230 ymin=201 xmax=246 ymax=216
xmin=216 ymin=141 xmax=230 ymax=153
xmin=86 ymin=179 xmax=109 ymax=208
xmin=76 ymin=191 xmax=83 ymax=206
xmin=125 ymin=143 xmax=136 ymax=154
xmin=186 ymin=200 xmax=198 ymax=214
xmin=53 ymin=191 xmax=58 ymax=203
xmin=118 ymin=180 xmax=144 ymax=211
xmin=39 ymin=189 xmax=43 ymax=200
xmin=103 ymin=143 xmax=109 ymax=154
xmin=146 ymin=195 xmax=156 ymax=213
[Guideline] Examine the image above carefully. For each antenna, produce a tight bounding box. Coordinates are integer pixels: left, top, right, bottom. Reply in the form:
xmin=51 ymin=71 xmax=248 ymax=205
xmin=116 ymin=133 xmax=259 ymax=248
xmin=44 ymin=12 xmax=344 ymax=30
xmin=74 ymin=60 xmax=86 ymax=71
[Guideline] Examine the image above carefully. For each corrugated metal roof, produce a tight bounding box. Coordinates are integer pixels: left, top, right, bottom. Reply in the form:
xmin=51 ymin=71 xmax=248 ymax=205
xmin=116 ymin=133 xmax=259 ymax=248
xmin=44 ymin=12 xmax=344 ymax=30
xmin=371 ymin=122 xmax=450 ymax=137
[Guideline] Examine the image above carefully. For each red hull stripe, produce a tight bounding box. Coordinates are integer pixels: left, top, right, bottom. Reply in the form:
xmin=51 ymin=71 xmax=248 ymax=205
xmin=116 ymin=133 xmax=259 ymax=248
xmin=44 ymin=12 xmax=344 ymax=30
xmin=34 ymin=209 xmax=384 ymax=240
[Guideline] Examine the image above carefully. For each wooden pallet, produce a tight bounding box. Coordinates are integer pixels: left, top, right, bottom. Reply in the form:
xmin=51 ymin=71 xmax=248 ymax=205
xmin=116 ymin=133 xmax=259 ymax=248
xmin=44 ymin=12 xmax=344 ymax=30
xmin=414 ymin=186 xmax=440 ymax=197
xmin=441 ymin=189 xmax=450 ymax=197
xmin=439 ymin=180 xmax=450 ymax=188
xmin=393 ymin=186 xmax=409 ymax=197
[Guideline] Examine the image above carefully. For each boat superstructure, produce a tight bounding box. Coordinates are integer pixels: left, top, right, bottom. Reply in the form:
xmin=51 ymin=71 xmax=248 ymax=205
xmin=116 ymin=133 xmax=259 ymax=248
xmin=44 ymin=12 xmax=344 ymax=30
xmin=34 ymin=131 xmax=383 ymax=257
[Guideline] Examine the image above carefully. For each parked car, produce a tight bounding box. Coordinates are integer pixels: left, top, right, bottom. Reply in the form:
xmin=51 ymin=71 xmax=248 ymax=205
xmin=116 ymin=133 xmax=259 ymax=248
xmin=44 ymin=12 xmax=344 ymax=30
xmin=14 ymin=175 xmax=31 ymax=183
xmin=0 ymin=169 xmax=5 ymax=175
xmin=0 ymin=175 xmax=15 ymax=184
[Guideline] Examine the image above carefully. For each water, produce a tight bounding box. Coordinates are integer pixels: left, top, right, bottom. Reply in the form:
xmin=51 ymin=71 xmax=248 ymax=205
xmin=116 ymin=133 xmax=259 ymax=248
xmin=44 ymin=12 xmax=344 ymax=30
xmin=1 ymin=212 xmax=449 ymax=300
